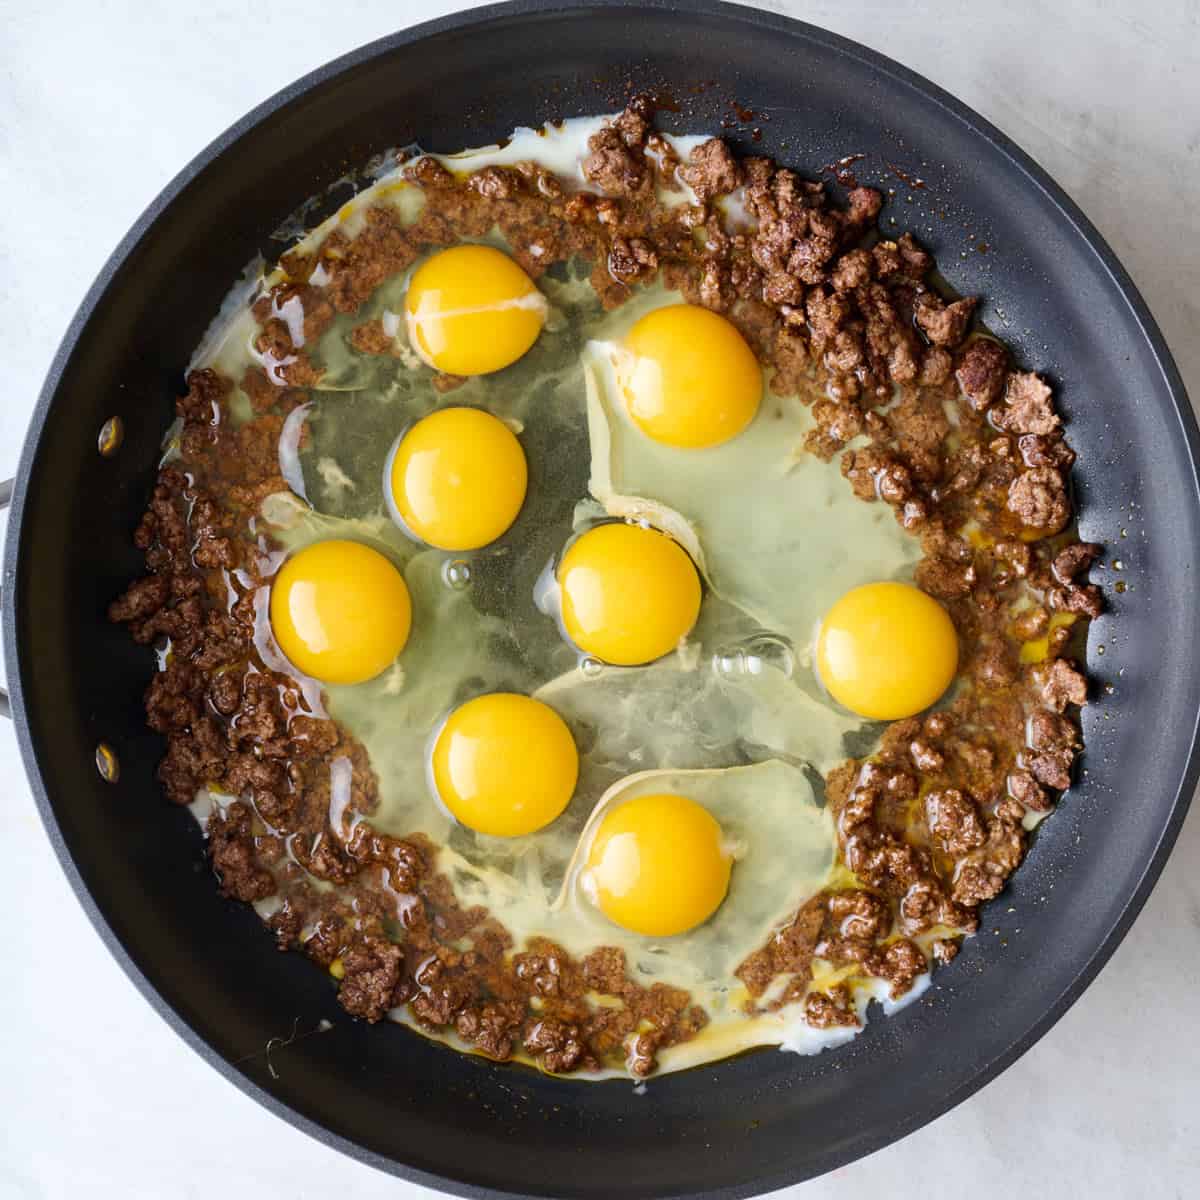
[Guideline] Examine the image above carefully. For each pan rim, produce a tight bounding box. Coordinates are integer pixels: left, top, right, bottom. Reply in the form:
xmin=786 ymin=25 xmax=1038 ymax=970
xmin=6 ymin=2 xmax=1197 ymax=1196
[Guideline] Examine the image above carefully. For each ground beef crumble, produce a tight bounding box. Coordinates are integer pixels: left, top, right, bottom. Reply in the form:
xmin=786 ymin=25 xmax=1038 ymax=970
xmin=110 ymin=98 xmax=1098 ymax=1075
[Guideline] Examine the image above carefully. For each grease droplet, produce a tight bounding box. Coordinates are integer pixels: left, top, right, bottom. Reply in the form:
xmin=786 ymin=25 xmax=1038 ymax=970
xmin=98 ymin=416 xmax=124 ymax=457
xmin=96 ymin=742 xmax=120 ymax=783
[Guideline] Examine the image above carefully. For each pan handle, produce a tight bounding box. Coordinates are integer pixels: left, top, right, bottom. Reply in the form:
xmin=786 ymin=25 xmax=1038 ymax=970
xmin=0 ymin=477 xmax=11 ymax=719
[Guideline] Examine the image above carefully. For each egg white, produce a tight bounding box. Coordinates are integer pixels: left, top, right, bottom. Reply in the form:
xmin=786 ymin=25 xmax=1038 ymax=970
xmin=182 ymin=117 xmax=938 ymax=1077
xmin=581 ymin=319 xmax=923 ymax=695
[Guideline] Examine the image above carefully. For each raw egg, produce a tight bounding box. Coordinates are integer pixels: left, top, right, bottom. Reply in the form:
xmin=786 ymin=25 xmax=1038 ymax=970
xmin=389 ymin=406 xmax=527 ymax=551
xmin=816 ymin=581 xmax=958 ymax=720
xmin=405 ymin=244 xmax=545 ymax=376
xmin=619 ymin=304 xmax=761 ymax=448
xmin=269 ymin=539 xmax=411 ymax=685
xmin=556 ymin=522 xmax=702 ymax=666
xmin=432 ymin=693 xmax=579 ymax=837
xmin=584 ymin=791 xmax=731 ymax=936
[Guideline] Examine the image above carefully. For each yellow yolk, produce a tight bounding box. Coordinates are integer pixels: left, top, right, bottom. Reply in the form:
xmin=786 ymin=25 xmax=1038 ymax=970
xmin=432 ymin=693 xmax=579 ymax=837
xmin=816 ymin=581 xmax=958 ymax=720
xmin=390 ymin=407 xmax=528 ymax=551
xmin=586 ymin=793 xmax=732 ymax=936
xmin=405 ymin=245 xmax=545 ymax=375
xmin=619 ymin=303 xmax=761 ymax=449
xmin=557 ymin=523 xmax=702 ymax=666
xmin=269 ymin=540 xmax=412 ymax=685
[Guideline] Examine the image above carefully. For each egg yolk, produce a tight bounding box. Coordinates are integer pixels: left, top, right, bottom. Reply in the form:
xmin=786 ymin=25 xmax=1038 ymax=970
xmin=270 ymin=540 xmax=412 ymax=685
xmin=586 ymin=793 xmax=732 ymax=936
xmin=557 ymin=523 xmax=702 ymax=666
xmin=432 ymin=693 xmax=579 ymax=837
xmin=390 ymin=407 xmax=528 ymax=551
xmin=619 ymin=303 xmax=762 ymax=449
xmin=405 ymin=245 xmax=545 ymax=375
xmin=816 ymin=581 xmax=958 ymax=720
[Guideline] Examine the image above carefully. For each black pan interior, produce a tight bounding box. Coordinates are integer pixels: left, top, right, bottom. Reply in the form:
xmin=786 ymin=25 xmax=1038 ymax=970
xmin=8 ymin=3 xmax=1198 ymax=1197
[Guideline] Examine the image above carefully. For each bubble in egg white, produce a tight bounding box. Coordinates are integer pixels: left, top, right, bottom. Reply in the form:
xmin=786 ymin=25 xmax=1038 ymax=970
xmin=443 ymin=559 xmax=472 ymax=590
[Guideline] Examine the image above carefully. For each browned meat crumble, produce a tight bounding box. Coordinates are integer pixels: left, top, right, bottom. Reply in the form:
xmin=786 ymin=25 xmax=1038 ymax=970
xmin=110 ymin=98 xmax=1098 ymax=1076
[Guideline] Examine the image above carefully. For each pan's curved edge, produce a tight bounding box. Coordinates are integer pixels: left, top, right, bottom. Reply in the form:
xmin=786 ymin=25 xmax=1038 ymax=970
xmin=5 ymin=2 xmax=1196 ymax=1197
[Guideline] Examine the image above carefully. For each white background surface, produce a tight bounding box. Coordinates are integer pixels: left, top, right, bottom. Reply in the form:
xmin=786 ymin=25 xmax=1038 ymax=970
xmin=2 ymin=2 xmax=1198 ymax=1197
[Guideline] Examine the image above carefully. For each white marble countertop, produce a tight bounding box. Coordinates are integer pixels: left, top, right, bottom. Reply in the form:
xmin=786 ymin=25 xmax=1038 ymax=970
xmin=2 ymin=2 xmax=1198 ymax=1196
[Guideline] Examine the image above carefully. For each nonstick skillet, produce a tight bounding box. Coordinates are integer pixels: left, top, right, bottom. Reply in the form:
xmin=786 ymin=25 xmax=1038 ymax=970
xmin=5 ymin=3 xmax=1197 ymax=1196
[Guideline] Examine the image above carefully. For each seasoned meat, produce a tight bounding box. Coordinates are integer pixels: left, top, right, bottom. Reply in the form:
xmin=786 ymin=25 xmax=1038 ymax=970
xmin=998 ymin=372 xmax=1061 ymax=436
xmin=956 ymin=338 xmax=1008 ymax=410
xmin=1008 ymin=466 xmax=1070 ymax=532
xmin=679 ymin=137 xmax=741 ymax=202
xmin=914 ymin=293 xmax=976 ymax=347
xmin=108 ymin=95 xmax=1097 ymax=1073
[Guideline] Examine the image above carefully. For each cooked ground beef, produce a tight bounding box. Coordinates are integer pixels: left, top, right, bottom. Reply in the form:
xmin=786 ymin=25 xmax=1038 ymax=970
xmin=805 ymin=985 xmax=860 ymax=1029
xmin=956 ymin=337 xmax=1009 ymax=410
xmin=1008 ymin=467 xmax=1071 ymax=532
xmin=110 ymin=97 xmax=1096 ymax=1076
xmin=998 ymin=372 xmax=1062 ymax=436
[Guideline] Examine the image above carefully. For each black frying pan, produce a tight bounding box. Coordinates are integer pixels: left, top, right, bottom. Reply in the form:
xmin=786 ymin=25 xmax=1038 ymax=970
xmin=6 ymin=3 xmax=1197 ymax=1196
